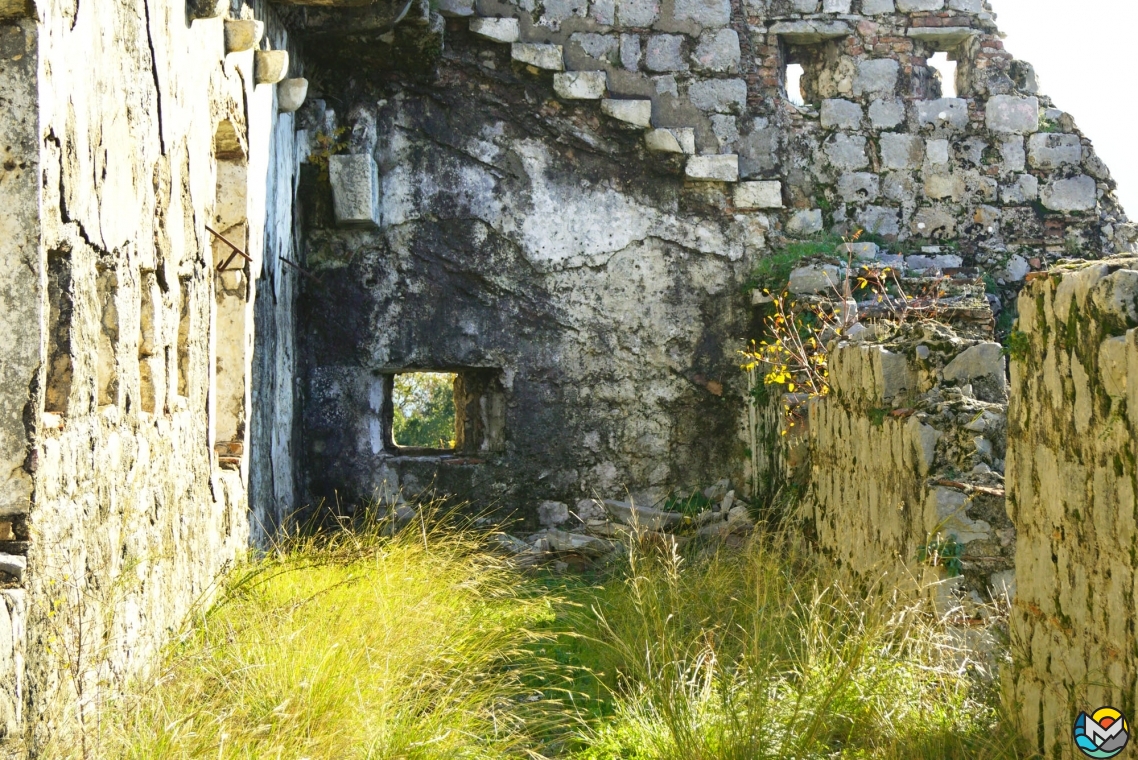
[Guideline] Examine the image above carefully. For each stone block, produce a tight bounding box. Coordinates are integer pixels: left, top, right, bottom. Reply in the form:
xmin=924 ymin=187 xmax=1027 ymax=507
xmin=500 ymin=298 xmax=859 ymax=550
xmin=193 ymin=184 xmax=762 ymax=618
xmin=618 ymin=0 xmax=659 ymax=25
xmin=905 ymin=253 xmax=962 ymax=271
xmin=554 ymin=71 xmax=607 ymax=99
xmin=868 ymin=98 xmax=905 ymax=129
xmin=674 ymin=0 xmax=731 ymax=26
xmin=603 ymin=499 xmax=682 ymax=530
xmin=924 ymin=172 xmax=965 ymax=201
xmin=277 ymin=79 xmax=308 ymax=113
xmin=620 ymin=34 xmax=641 ymax=70
xmin=512 ymin=43 xmax=565 ymax=70
xmin=734 ymin=181 xmax=783 ymax=209
xmin=601 ymin=98 xmax=653 ymax=126
xmin=254 ymin=50 xmax=290 ymax=85
xmin=692 ymin=29 xmax=740 ymax=73
xmin=911 ymin=207 xmax=955 ymax=237
xmin=985 ymin=95 xmax=1039 ymax=134
xmin=929 ymin=487 xmax=991 ymax=544
xmin=739 ymin=127 xmax=780 ymax=177
xmin=820 ymin=99 xmax=863 ymax=130
xmin=646 ymin=35 xmax=688 ymax=72
xmin=545 ymin=529 xmax=616 ymax=557
xmin=688 ymin=78 xmax=747 ymax=113
xmin=1000 ymin=137 xmax=1026 ymax=172
xmin=470 ymin=17 xmax=520 ymax=43
xmin=880 ymin=133 xmax=924 ymax=170
xmin=926 ymin=138 xmax=950 ymax=165
xmin=591 ymin=0 xmax=616 ymax=23
xmin=770 ymin=20 xmax=852 ymax=44
xmin=328 ymin=155 xmax=380 ymax=229
xmin=787 ymin=209 xmax=825 ymax=238
xmin=1090 ymin=269 xmax=1138 ymax=327
xmin=569 ymin=33 xmax=619 ymax=65
xmin=861 ymin=0 xmax=895 ymax=13
xmin=897 ymin=0 xmax=942 ymax=8
xmin=998 ymin=254 xmax=1030 ymax=282
xmin=916 ymin=98 xmax=969 ymax=128
xmin=224 ymin=19 xmax=265 ymax=54
xmin=824 ymin=134 xmax=869 ymax=170
xmin=854 ymin=59 xmax=899 ymax=97
xmin=187 ymin=0 xmax=227 ymax=20
xmin=436 ymin=0 xmax=475 ymax=16
xmin=792 ymin=0 xmax=819 ymax=10
xmin=1027 ymin=133 xmax=1082 ymax=169
xmin=645 ymin=127 xmax=696 ymax=153
xmin=540 ymin=0 xmax=589 ymax=26
xmin=823 ymin=0 xmax=852 ymax=9
xmin=943 ymin=342 xmax=1005 ymax=394
xmin=860 ymin=205 xmax=900 ymax=236
xmin=1040 ymin=175 xmax=1097 ymax=212
xmin=0 ymin=555 xmax=23 ymax=582
xmin=948 ymin=0 xmax=982 ymax=9
xmin=1099 ymin=336 xmax=1129 ymax=398
xmin=538 ymin=500 xmax=570 ymax=526
xmin=789 ymin=263 xmax=841 ymax=294
xmin=837 ymin=172 xmax=879 ymax=202
xmin=906 ymin=27 xmax=974 ymax=47
xmin=838 ymin=242 xmax=879 ymax=261
xmin=685 ymin=154 xmax=739 ymax=182
xmin=1001 ymin=174 xmax=1039 ymax=204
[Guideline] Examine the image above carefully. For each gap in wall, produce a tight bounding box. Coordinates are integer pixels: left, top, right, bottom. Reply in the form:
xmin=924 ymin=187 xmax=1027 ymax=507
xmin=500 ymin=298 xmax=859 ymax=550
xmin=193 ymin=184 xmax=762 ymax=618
xmin=45 ymin=248 xmax=73 ymax=414
xmin=391 ymin=372 xmax=457 ymax=450
xmin=929 ymin=52 xmax=958 ymax=98
xmin=96 ymin=267 xmax=119 ymax=407
xmin=786 ymin=63 xmax=805 ymax=105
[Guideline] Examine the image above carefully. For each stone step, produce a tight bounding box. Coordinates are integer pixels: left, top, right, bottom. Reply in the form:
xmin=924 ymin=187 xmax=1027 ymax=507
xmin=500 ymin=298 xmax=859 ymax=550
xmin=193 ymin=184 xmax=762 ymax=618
xmin=685 ymin=154 xmax=739 ymax=182
xmin=600 ymin=98 xmax=652 ymax=128
xmin=469 ymin=17 xmax=518 ymax=43
xmin=645 ymin=127 xmax=695 ymax=155
xmin=511 ymin=43 xmax=564 ymax=71
xmin=553 ymin=70 xmax=606 ymax=100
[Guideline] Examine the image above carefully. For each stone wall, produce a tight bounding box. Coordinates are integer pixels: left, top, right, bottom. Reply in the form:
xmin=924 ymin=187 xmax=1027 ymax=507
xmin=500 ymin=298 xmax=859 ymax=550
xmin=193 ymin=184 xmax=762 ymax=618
xmin=0 ymin=0 xmax=305 ymax=748
xmin=1007 ymin=258 xmax=1138 ymax=758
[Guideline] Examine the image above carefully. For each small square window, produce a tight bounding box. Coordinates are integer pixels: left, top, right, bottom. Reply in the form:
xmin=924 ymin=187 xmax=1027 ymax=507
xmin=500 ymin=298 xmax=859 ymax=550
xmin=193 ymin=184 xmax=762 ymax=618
xmin=929 ymin=52 xmax=958 ymax=98
xmin=786 ymin=63 xmax=806 ymax=106
xmin=391 ymin=372 xmax=457 ymax=451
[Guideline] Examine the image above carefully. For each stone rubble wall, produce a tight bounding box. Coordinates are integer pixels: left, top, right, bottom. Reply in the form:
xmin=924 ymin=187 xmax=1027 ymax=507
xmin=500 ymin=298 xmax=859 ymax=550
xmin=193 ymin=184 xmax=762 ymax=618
xmin=1007 ymin=258 xmax=1138 ymax=758
xmin=0 ymin=0 xmax=305 ymax=749
xmin=804 ymin=319 xmax=1014 ymax=605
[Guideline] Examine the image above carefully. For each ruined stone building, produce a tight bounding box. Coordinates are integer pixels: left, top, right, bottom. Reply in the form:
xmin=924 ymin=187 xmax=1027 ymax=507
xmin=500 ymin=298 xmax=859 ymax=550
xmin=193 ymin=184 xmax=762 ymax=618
xmin=0 ymin=0 xmax=1134 ymax=755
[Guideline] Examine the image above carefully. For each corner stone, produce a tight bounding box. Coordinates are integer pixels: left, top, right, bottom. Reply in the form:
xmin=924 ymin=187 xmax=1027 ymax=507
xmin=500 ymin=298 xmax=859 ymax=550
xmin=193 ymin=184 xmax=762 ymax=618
xmin=601 ymin=98 xmax=653 ymax=127
xmin=554 ymin=70 xmax=607 ymax=99
xmin=512 ymin=43 xmax=565 ymax=71
xmin=1040 ymin=175 xmax=1097 ymax=212
xmin=986 ymin=95 xmax=1039 ymax=134
xmin=470 ymin=17 xmax=520 ymax=43
xmin=329 ymin=154 xmax=380 ymax=229
xmin=686 ymin=154 xmax=739 ymax=182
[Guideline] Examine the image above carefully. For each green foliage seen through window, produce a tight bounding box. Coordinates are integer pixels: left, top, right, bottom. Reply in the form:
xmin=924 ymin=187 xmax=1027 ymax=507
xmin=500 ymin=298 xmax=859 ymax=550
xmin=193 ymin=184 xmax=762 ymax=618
xmin=392 ymin=373 xmax=457 ymax=449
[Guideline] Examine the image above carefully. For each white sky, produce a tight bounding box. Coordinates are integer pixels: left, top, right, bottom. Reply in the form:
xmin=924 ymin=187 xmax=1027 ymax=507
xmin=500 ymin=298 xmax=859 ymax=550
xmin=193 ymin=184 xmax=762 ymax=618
xmin=994 ymin=0 xmax=1137 ymax=216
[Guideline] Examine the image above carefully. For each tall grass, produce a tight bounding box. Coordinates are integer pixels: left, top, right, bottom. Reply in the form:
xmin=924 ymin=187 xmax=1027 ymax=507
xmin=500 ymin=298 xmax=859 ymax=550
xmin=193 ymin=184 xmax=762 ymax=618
xmin=63 ymin=513 xmax=1030 ymax=759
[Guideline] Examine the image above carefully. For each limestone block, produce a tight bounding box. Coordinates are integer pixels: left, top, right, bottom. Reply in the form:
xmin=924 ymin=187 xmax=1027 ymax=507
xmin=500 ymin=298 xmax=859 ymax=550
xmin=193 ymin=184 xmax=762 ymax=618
xmin=645 ymin=128 xmax=695 ymax=154
xmin=187 ymin=0 xmax=227 ymax=20
xmin=738 ymin=127 xmax=780 ymax=177
xmin=0 ymin=555 xmax=23 ymax=582
xmin=820 ymin=99 xmax=864 ymax=130
xmin=544 ymin=529 xmax=616 ymax=557
xmin=861 ymin=0 xmax=895 ymax=13
xmin=1099 ymin=336 xmax=1128 ymax=398
xmin=512 ymin=43 xmax=565 ymax=70
xmin=692 ymin=29 xmax=740 ymax=73
xmin=1001 ymin=174 xmax=1039 ymax=204
xmin=570 ymin=33 xmax=620 ymax=64
xmin=710 ymin=114 xmax=738 ymax=152
xmin=854 ymin=58 xmax=899 ymax=97
xmin=1089 ymin=269 xmax=1138 ymax=327
xmin=437 ymin=0 xmax=475 ymax=16
xmin=591 ymin=0 xmax=616 ymax=23
xmin=646 ymin=35 xmax=688 ymax=72
xmin=674 ymin=0 xmax=731 ymax=27
xmin=603 ymin=499 xmax=682 ymax=530
xmin=823 ymin=0 xmax=852 ymax=10
xmin=837 ymin=172 xmax=879 ymax=202
xmin=907 ymin=415 xmax=941 ymax=476
xmin=906 ymin=253 xmax=962 ymax=270
xmin=985 ymin=95 xmax=1039 ymax=134
xmin=911 ymin=207 xmax=955 ymax=237
xmin=838 ymin=241 xmax=880 ymax=261
xmin=792 ymin=0 xmax=819 ymax=10
xmin=943 ymin=342 xmax=1006 ymax=394
xmin=254 ymin=51 xmax=290 ymax=85
xmin=1000 ymin=137 xmax=1026 ymax=172
xmin=618 ymin=0 xmax=660 ymax=26
xmin=620 ymin=34 xmax=641 ymax=70
xmin=1040 ymin=175 xmax=1097 ymax=212
xmin=880 ymin=133 xmax=924 ymax=170
xmin=688 ymin=78 xmax=747 ymax=114
xmin=328 ymin=155 xmax=380 ymax=229
xmin=860 ymin=206 xmax=900 ymax=236
xmin=470 ymin=17 xmax=520 ymax=43
xmin=685 ymin=154 xmax=739 ymax=182
xmin=786 ymin=209 xmax=824 ymax=238
xmin=906 ymin=27 xmax=974 ymax=47
xmin=916 ymin=98 xmax=969 ymax=128
xmin=928 ymin=488 xmax=991 ymax=544
xmin=897 ymin=0 xmax=943 ymax=8
xmin=538 ymin=500 xmax=570 ymax=526
xmin=824 ymin=134 xmax=869 ymax=170
xmin=734 ymin=181 xmax=783 ymax=209
xmin=554 ymin=71 xmax=607 ymax=99
xmin=789 ymin=264 xmax=841 ymax=294
xmin=948 ymin=0 xmax=982 ymax=9
xmin=925 ymin=139 xmax=950 ymax=165
xmin=277 ymin=79 xmax=309 ymax=113
xmin=868 ymin=98 xmax=905 ymax=129
xmin=924 ymin=172 xmax=965 ymax=201
xmin=1027 ymin=133 xmax=1082 ymax=169
xmin=601 ymin=98 xmax=652 ymax=126
xmin=998 ymin=254 xmax=1030 ymax=282
xmin=770 ymin=20 xmax=852 ymax=44
xmin=223 ymin=20 xmax=265 ymax=53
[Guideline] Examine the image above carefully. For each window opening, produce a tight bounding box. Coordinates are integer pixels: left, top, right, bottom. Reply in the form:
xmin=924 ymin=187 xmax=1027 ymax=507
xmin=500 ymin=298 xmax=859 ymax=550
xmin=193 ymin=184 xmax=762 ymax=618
xmin=96 ymin=268 xmax=119 ymax=407
xmin=45 ymin=248 xmax=73 ymax=414
xmin=177 ymin=278 xmax=191 ymax=397
xmin=929 ymin=52 xmax=957 ymax=98
xmin=391 ymin=372 xmax=457 ymax=450
xmin=786 ymin=63 xmax=806 ymax=106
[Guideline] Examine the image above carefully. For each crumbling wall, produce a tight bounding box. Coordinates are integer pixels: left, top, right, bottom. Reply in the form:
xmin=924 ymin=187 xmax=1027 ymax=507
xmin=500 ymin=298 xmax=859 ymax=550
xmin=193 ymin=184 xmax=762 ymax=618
xmin=1007 ymin=258 xmax=1138 ymax=758
xmin=0 ymin=0 xmax=305 ymax=748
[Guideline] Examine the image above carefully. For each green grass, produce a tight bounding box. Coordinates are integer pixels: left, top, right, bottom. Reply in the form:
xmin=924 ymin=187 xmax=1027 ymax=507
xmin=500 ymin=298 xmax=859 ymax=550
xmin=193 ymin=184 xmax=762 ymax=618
xmin=65 ymin=514 xmax=1032 ymax=759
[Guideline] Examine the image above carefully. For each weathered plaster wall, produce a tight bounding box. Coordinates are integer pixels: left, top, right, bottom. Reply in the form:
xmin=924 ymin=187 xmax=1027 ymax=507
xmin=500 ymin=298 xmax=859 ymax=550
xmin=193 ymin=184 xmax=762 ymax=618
xmin=0 ymin=0 xmax=304 ymax=747
xmin=1007 ymin=258 xmax=1138 ymax=758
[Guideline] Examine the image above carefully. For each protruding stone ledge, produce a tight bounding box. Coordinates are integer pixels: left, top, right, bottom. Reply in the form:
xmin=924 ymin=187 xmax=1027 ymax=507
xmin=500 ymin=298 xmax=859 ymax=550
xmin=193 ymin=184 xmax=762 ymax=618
xmin=329 ymin=155 xmax=381 ymax=229
xmin=278 ymin=78 xmax=309 ymax=113
xmin=906 ymin=26 xmax=976 ymax=47
xmin=224 ymin=19 xmax=265 ymax=53
xmin=254 ymin=50 xmax=290 ymax=85
xmin=645 ymin=128 xmax=695 ymax=154
xmin=511 ymin=43 xmax=564 ymax=71
xmin=470 ymin=17 xmax=519 ymax=43
xmin=436 ymin=0 xmax=474 ymax=17
xmin=553 ymin=71 xmax=606 ymax=100
xmin=769 ymin=20 xmax=851 ymax=44
xmin=685 ymin=154 xmax=739 ymax=182
xmin=187 ymin=0 xmax=227 ymax=20
xmin=601 ymin=99 xmax=652 ymax=127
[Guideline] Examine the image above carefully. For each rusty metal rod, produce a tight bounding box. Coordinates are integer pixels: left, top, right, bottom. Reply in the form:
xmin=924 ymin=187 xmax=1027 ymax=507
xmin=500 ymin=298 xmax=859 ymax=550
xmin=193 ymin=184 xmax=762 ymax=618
xmin=279 ymin=256 xmax=323 ymax=286
xmin=206 ymin=224 xmax=252 ymax=271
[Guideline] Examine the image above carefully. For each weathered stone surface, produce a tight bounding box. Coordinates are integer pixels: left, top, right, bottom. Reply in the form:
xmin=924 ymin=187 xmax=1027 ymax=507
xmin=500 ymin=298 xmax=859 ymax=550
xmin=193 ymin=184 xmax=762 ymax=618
xmin=837 ymin=172 xmax=879 ymax=202
xmin=1040 ymin=175 xmax=1097 ymax=212
xmin=788 ymin=263 xmax=840 ymax=293
xmin=861 ymin=0 xmax=895 ymax=13
xmin=618 ymin=0 xmax=660 ymax=26
xmin=620 ymin=33 xmax=641 ymax=70
xmin=645 ymin=127 xmax=695 ymax=153
xmin=924 ymin=172 xmax=965 ymax=201
xmin=471 ymin=17 xmax=520 ymax=43
xmin=906 ymin=27 xmax=974 ymax=47
xmin=329 ymin=155 xmax=381 ymax=228
xmin=437 ymin=0 xmax=476 ymax=16
xmin=985 ymin=95 xmax=1039 ymax=134
xmin=0 ymin=555 xmax=24 ymax=583
xmin=601 ymin=98 xmax=653 ymax=126
xmin=673 ymin=0 xmax=731 ymax=26
xmin=188 ymin=0 xmax=227 ymax=20
xmin=688 ymin=78 xmax=747 ymax=113
xmin=824 ymin=134 xmax=869 ymax=170
xmin=538 ymin=500 xmax=570 ymax=526
xmin=1001 ymin=174 xmax=1039 ymax=204
xmin=786 ymin=209 xmax=824 ymax=237
xmin=1026 ymin=133 xmax=1082 ymax=169
xmin=254 ymin=50 xmax=290 ymax=85
xmin=820 ymin=99 xmax=863 ymax=130
xmin=544 ymin=529 xmax=617 ymax=556
xmin=512 ymin=43 xmax=565 ymax=70
xmin=911 ymin=207 xmax=956 ymax=237
xmin=692 ymin=29 xmax=739 ymax=73
xmin=734 ymin=181 xmax=783 ymax=209
xmin=224 ymin=19 xmax=264 ymax=53
xmin=603 ymin=500 xmax=682 ymax=530
xmin=916 ymin=98 xmax=969 ymax=128
xmin=554 ymin=70 xmax=607 ymax=99
xmin=880 ymin=133 xmax=924 ymax=170
xmin=925 ymin=138 xmax=950 ymax=165
xmin=905 ymin=253 xmax=962 ymax=270
xmin=868 ymin=98 xmax=905 ymax=129
xmin=897 ymin=0 xmax=943 ymax=8
xmin=645 ymin=35 xmax=688 ymax=72
xmin=854 ymin=58 xmax=899 ymax=97
xmin=278 ymin=78 xmax=309 ymax=113
xmin=943 ymin=342 xmax=1005 ymax=391
xmin=685 ymin=154 xmax=739 ymax=182
xmin=838 ymin=242 xmax=879 ymax=261
xmin=770 ymin=20 xmax=852 ymax=44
